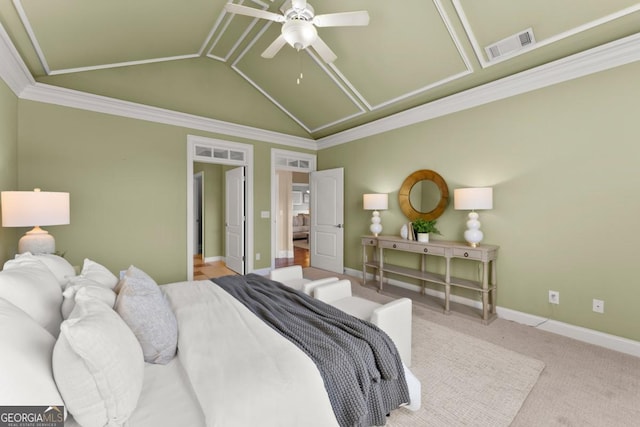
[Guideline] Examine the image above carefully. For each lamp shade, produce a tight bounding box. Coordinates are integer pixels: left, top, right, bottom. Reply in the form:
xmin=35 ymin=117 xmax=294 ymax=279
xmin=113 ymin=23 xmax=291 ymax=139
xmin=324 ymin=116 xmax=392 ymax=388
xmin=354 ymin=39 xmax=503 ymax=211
xmin=363 ymin=193 xmax=388 ymax=211
xmin=1 ymin=189 xmax=70 ymax=227
xmin=454 ymin=187 xmax=493 ymax=211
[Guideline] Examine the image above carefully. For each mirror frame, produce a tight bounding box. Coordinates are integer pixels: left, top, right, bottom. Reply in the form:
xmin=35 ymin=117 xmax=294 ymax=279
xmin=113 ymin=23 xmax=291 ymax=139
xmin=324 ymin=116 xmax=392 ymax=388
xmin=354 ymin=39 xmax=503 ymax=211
xmin=398 ymin=169 xmax=449 ymax=221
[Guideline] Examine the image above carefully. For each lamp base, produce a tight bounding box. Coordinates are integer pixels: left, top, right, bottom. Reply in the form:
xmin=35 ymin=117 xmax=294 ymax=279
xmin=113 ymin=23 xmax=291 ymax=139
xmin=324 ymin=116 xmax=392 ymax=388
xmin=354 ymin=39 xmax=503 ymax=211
xmin=18 ymin=226 xmax=56 ymax=254
xmin=370 ymin=210 xmax=382 ymax=237
xmin=463 ymin=212 xmax=484 ymax=247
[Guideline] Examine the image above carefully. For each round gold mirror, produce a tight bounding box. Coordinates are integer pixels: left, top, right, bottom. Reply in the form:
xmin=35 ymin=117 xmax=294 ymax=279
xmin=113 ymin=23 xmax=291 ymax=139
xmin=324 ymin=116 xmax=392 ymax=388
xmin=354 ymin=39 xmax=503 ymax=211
xmin=398 ymin=170 xmax=449 ymax=221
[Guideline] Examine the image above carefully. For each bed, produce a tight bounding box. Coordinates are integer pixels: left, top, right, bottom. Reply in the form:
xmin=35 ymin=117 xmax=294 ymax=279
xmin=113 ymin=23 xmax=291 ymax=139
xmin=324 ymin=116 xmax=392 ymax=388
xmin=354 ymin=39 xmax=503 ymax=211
xmin=0 ymin=253 xmax=419 ymax=427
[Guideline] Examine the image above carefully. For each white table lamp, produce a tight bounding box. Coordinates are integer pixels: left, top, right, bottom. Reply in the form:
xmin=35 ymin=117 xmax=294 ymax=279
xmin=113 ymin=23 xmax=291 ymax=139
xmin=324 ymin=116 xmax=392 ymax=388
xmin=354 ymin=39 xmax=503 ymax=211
xmin=454 ymin=187 xmax=493 ymax=247
xmin=363 ymin=193 xmax=388 ymax=237
xmin=1 ymin=188 xmax=70 ymax=254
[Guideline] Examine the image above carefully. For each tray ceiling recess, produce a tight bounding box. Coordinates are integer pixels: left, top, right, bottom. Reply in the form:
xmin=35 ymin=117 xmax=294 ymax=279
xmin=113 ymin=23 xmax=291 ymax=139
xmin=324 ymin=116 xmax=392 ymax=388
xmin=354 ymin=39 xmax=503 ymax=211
xmin=5 ymin=0 xmax=640 ymax=138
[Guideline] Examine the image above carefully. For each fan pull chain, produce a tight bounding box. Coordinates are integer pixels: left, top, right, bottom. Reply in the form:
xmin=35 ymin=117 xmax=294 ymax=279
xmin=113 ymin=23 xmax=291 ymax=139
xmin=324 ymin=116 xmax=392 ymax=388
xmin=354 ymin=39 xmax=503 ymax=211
xmin=297 ymin=50 xmax=304 ymax=85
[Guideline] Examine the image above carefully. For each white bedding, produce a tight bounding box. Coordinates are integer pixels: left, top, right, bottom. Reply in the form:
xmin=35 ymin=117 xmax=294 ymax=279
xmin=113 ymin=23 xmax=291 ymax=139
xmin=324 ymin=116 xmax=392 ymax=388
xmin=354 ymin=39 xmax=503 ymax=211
xmin=64 ymin=357 xmax=205 ymax=427
xmin=162 ymin=280 xmax=339 ymax=427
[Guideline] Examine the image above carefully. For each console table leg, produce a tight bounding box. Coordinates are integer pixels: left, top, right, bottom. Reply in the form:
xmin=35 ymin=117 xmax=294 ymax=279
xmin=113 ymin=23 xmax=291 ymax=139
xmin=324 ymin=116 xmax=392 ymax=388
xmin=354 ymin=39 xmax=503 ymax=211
xmin=444 ymin=257 xmax=451 ymax=313
xmin=378 ymin=246 xmax=384 ymax=292
xmin=444 ymin=283 xmax=451 ymax=313
xmin=481 ymin=261 xmax=489 ymax=321
xmin=491 ymin=259 xmax=498 ymax=314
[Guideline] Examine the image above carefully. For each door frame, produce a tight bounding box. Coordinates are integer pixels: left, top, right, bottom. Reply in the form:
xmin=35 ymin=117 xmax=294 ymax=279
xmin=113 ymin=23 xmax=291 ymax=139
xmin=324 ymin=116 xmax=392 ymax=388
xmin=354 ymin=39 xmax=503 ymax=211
xmin=186 ymin=135 xmax=254 ymax=280
xmin=270 ymin=149 xmax=316 ymax=270
xmin=193 ymin=171 xmax=204 ymax=255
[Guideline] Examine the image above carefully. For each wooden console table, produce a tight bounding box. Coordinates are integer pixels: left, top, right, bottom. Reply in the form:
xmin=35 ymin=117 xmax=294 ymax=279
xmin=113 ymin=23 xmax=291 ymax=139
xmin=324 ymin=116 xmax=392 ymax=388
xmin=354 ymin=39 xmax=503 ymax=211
xmin=361 ymin=235 xmax=499 ymax=323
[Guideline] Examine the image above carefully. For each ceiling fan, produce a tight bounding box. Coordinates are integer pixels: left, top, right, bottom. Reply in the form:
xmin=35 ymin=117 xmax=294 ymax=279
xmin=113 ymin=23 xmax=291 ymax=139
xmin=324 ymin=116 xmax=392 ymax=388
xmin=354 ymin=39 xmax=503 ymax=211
xmin=225 ymin=0 xmax=369 ymax=63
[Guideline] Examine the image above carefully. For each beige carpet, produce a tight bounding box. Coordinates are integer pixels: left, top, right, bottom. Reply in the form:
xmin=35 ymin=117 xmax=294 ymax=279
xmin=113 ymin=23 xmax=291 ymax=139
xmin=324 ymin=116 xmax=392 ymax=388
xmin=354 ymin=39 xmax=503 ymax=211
xmin=302 ymin=267 xmax=640 ymax=426
xmin=387 ymin=316 xmax=544 ymax=427
xmin=301 ymin=267 xmax=544 ymax=426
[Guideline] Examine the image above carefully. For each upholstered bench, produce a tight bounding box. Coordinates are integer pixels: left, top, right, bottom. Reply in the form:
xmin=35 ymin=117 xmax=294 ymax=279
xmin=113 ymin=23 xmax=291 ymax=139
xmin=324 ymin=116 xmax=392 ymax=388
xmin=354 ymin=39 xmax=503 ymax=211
xmin=269 ymin=265 xmax=339 ymax=296
xmin=313 ymin=279 xmax=413 ymax=368
xmin=313 ymin=279 xmax=420 ymax=410
xmin=270 ymin=269 xmax=421 ymax=411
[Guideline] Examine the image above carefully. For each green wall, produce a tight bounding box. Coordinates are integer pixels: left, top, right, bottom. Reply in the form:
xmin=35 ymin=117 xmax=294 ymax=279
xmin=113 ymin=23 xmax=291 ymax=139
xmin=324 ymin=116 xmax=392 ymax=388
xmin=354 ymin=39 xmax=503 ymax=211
xmin=318 ymin=60 xmax=640 ymax=341
xmin=0 ymin=78 xmax=18 ymax=263
xmin=7 ymin=56 xmax=640 ymax=342
xmin=15 ymin=101 xmax=293 ymax=283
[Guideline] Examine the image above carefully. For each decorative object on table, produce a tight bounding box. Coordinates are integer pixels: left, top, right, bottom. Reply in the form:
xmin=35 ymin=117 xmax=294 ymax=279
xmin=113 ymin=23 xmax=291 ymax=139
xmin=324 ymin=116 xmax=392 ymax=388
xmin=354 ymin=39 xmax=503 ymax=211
xmin=412 ymin=218 xmax=441 ymax=243
xmin=407 ymin=222 xmax=415 ymax=240
xmin=454 ymin=187 xmax=493 ymax=247
xmin=1 ymin=188 xmax=70 ymax=254
xmin=363 ymin=193 xmax=388 ymax=237
xmin=400 ymin=223 xmax=409 ymax=239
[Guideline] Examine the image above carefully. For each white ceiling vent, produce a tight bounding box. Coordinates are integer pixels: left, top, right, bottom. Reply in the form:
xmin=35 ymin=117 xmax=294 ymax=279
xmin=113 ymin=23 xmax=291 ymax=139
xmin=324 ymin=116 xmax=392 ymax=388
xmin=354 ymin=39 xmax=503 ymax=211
xmin=485 ymin=28 xmax=535 ymax=61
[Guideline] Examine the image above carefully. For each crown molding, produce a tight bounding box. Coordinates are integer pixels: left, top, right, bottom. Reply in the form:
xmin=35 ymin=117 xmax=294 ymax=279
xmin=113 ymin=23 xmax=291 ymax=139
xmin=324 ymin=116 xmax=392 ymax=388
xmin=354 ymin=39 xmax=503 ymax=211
xmin=316 ymin=32 xmax=640 ymax=150
xmin=0 ymin=19 xmax=34 ymax=96
xmin=2 ymin=15 xmax=639 ymax=152
xmin=18 ymin=83 xmax=316 ymax=150
xmin=0 ymin=19 xmax=315 ymax=149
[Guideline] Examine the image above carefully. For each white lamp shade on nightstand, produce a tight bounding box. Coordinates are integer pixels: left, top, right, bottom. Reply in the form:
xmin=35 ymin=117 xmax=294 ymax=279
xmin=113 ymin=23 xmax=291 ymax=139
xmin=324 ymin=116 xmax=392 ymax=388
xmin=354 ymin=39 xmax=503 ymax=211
xmin=454 ymin=187 xmax=493 ymax=247
xmin=1 ymin=189 xmax=70 ymax=254
xmin=363 ymin=193 xmax=388 ymax=237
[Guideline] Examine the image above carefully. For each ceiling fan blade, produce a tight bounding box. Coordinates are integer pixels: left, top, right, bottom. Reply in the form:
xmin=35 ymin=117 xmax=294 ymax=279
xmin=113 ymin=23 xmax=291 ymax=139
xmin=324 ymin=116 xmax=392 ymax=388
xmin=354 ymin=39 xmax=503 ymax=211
xmin=262 ymin=35 xmax=287 ymax=58
xmin=225 ymin=3 xmax=285 ymax=23
xmin=310 ymin=36 xmax=337 ymax=63
xmin=312 ymin=11 xmax=370 ymax=27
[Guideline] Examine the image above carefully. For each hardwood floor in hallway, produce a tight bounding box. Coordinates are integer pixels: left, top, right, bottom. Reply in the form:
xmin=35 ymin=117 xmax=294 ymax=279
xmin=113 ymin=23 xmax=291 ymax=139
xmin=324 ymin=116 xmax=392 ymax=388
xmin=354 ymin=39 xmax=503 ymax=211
xmin=193 ymin=255 xmax=237 ymax=280
xmin=194 ymin=246 xmax=309 ymax=280
xmin=275 ymin=246 xmax=309 ymax=268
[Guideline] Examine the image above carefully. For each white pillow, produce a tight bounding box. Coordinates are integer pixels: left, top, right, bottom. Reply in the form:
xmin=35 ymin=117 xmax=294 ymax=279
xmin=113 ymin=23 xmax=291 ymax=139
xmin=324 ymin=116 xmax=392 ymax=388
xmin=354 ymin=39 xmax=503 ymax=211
xmin=0 ymin=297 xmax=65 ymax=410
xmin=79 ymin=258 xmax=118 ymax=289
xmin=115 ymin=266 xmax=178 ymax=364
xmin=0 ymin=256 xmax=63 ymax=336
xmin=61 ymin=279 xmax=117 ymax=319
xmin=31 ymin=253 xmax=76 ymax=288
xmin=53 ymin=297 xmax=144 ymax=427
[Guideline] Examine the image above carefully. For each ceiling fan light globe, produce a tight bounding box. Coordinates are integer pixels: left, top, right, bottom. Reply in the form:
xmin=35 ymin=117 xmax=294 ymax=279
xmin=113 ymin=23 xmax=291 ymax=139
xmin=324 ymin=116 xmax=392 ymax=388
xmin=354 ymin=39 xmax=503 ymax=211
xmin=281 ymin=20 xmax=317 ymax=50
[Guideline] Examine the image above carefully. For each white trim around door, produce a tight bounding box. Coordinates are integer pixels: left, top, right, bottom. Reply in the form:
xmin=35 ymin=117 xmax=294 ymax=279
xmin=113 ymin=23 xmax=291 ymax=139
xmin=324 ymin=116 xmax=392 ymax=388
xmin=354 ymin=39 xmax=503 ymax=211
xmin=186 ymin=135 xmax=254 ymax=280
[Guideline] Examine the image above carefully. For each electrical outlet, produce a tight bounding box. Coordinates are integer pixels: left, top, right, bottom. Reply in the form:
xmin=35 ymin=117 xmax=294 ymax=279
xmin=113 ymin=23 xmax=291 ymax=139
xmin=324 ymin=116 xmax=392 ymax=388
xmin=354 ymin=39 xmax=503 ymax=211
xmin=593 ymin=299 xmax=604 ymax=314
xmin=548 ymin=290 xmax=559 ymax=304
xmin=255 ymin=253 xmax=261 ymax=261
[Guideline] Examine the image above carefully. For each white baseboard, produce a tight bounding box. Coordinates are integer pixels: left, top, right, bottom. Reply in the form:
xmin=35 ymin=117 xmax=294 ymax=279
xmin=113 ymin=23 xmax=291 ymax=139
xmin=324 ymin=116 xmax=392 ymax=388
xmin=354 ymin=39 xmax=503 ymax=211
xmin=203 ymin=256 xmax=222 ymax=263
xmin=498 ymin=308 xmax=640 ymax=358
xmin=344 ymin=267 xmax=640 ymax=358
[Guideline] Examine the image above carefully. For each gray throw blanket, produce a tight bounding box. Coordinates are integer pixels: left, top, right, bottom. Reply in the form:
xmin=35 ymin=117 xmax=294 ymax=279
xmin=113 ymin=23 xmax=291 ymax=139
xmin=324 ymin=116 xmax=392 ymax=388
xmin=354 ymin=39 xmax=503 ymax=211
xmin=212 ymin=274 xmax=410 ymax=427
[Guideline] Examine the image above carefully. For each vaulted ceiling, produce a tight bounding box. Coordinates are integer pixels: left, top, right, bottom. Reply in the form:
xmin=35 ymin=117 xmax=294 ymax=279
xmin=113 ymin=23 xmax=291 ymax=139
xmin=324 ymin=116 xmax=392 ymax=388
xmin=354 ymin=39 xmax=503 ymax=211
xmin=0 ymin=1 xmax=639 ymax=141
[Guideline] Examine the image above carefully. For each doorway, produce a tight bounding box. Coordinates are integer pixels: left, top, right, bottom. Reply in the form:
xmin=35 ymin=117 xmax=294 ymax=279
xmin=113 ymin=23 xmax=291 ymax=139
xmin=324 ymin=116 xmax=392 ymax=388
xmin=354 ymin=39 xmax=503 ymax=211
xmin=275 ymin=171 xmax=311 ymax=268
xmin=186 ymin=136 xmax=253 ymax=280
xmin=271 ymin=149 xmax=316 ymax=270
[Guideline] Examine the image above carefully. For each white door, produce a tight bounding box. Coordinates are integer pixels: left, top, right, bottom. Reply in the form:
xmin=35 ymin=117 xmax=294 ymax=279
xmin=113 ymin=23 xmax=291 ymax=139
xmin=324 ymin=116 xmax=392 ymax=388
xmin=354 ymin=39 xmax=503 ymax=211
xmin=225 ymin=167 xmax=245 ymax=274
xmin=310 ymin=168 xmax=344 ymax=273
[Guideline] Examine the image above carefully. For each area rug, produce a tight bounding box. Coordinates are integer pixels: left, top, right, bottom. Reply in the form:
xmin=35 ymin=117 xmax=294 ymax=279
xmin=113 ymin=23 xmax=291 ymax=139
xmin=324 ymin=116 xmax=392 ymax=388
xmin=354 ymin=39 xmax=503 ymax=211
xmin=387 ymin=317 xmax=545 ymax=427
